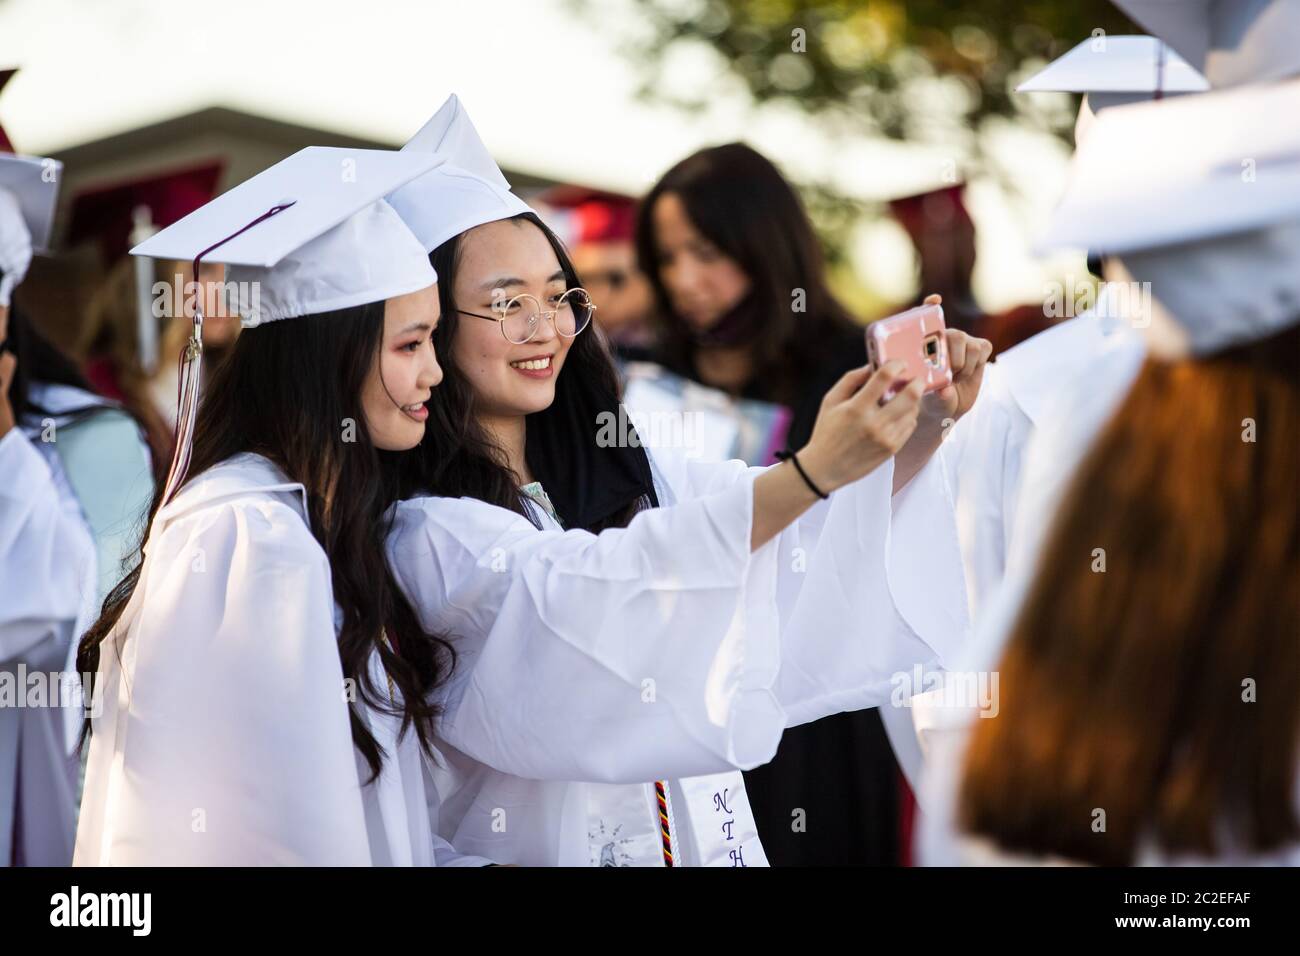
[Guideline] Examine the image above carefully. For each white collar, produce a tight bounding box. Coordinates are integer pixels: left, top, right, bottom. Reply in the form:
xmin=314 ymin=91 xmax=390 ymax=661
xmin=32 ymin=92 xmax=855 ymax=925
xmin=22 ymin=381 xmax=115 ymax=424
xmin=154 ymin=452 xmax=310 ymax=531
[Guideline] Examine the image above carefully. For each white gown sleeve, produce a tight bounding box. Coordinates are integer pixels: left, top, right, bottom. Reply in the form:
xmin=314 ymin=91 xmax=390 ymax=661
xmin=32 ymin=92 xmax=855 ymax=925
xmin=74 ymin=498 xmax=372 ymax=866
xmin=0 ymin=428 xmax=94 ymax=663
xmin=940 ymin=364 xmax=1033 ymax=619
xmin=387 ymin=475 xmax=788 ymax=785
xmin=649 ymin=444 xmax=970 ymax=730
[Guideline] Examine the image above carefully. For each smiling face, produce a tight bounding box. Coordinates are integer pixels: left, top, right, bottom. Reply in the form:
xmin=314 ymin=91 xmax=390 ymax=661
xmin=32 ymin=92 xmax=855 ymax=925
xmin=361 ymin=282 xmax=444 ymax=451
xmin=650 ymin=191 xmax=751 ymax=333
xmin=450 ymin=218 xmax=575 ymax=420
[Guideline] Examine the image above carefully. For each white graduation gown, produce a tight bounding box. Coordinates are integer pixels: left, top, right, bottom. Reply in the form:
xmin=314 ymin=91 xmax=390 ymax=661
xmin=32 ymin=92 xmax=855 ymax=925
xmin=2 ymin=383 xmax=155 ymax=866
xmin=387 ymin=443 xmax=968 ymax=866
xmin=908 ymin=325 xmax=1297 ymax=866
xmin=74 ymin=453 xmax=490 ymax=866
xmin=943 ymin=292 xmax=1144 ymax=618
xmin=0 ymin=423 xmax=96 ymax=865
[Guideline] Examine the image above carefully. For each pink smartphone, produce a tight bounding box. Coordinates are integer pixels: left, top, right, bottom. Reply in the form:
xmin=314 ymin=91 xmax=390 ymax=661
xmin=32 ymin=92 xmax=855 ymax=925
xmin=866 ymin=304 xmax=953 ymax=400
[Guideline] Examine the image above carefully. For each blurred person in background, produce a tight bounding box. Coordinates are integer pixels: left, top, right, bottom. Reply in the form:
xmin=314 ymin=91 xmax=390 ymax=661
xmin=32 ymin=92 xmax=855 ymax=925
xmin=889 ymin=184 xmax=1055 ymax=357
xmin=1 ymin=152 xmax=152 ymax=866
xmin=536 ymin=186 xmax=656 ymax=364
xmin=635 ymin=142 xmax=926 ymax=865
xmin=68 ymin=164 xmax=225 ymax=462
xmin=78 ymin=260 xmax=243 ymax=464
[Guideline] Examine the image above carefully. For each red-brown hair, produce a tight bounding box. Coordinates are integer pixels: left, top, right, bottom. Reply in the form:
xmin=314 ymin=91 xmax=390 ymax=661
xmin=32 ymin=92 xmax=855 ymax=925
xmin=960 ymin=324 xmax=1300 ymax=865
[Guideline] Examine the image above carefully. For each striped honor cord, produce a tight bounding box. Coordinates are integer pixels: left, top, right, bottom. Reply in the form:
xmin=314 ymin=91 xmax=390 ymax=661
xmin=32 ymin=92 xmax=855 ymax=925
xmin=654 ymin=780 xmax=675 ymax=866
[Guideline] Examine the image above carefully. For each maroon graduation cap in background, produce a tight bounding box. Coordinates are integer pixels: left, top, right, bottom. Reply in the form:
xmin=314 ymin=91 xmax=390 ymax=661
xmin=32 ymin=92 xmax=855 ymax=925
xmin=66 ymin=163 xmax=225 ymax=377
xmin=67 ymin=162 xmax=226 ymax=264
xmin=0 ymin=68 xmax=19 ymax=153
xmin=536 ymin=185 xmax=639 ymax=245
xmin=887 ymin=183 xmax=974 ymax=241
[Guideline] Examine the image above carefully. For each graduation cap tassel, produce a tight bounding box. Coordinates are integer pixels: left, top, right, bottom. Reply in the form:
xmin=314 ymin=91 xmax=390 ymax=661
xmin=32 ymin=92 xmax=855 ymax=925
xmin=158 ymin=311 xmax=203 ymax=505
xmin=156 ymin=201 xmax=296 ymax=506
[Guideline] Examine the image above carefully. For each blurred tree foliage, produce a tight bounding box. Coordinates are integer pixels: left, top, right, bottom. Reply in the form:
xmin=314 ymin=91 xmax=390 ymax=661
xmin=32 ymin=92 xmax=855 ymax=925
xmin=581 ymin=0 xmax=1137 ymax=144
xmin=570 ymin=0 xmax=1138 ymax=311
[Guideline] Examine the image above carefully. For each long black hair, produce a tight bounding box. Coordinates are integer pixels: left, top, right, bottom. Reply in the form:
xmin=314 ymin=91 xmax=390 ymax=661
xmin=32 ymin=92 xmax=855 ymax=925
xmin=2 ymin=294 xmax=109 ymax=426
xmin=392 ymin=212 xmax=657 ymax=533
xmin=77 ymin=302 xmax=453 ymax=781
xmin=635 ymin=143 xmax=861 ymax=410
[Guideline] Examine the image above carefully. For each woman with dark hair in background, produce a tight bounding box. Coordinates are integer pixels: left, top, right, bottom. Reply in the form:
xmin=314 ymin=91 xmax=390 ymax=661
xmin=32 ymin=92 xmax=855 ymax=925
xmin=635 ymin=142 xmax=931 ymax=865
xmin=0 ymin=158 xmax=153 ymax=866
xmin=636 ymin=144 xmax=868 ymax=451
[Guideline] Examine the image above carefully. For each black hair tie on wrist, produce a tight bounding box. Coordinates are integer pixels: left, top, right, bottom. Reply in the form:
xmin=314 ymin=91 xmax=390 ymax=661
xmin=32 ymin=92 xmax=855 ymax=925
xmin=774 ymin=449 xmax=829 ymax=500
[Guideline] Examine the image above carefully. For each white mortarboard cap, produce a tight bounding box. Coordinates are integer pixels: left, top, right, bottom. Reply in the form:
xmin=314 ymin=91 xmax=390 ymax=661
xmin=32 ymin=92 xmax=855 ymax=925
xmin=1035 ymin=78 xmax=1300 ymax=255
xmin=1019 ymin=34 xmax=1209 ymax=141
xmin=1112 ymin=0 xmax=1300 ymax=87
xmin=132 ymin=146 xmax=443 ymax=326
xmin=0 ymin=153 xmax=62 ymax=305
xmin=404 ymin=93 xmax=511 ymax=191
xmin=132 ymin=146 xmax=444 ymax=506
xmin=387 ymin=94 xmax=533 ymax=253
xmin=0 ymin=154 xmax=60 ymax=251
xmin=227 ymin=201 xmax=435 ymax=326
xmin=1038 ymin=79 xmax=1300 ymax=353
xmin=1017 ymin=35 xmax=1208 ymax=107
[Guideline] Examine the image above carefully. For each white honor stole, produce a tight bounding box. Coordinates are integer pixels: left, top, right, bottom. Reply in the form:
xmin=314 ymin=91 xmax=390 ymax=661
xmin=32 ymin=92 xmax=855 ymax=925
xmin=582 ymin=771 xmax=767 ymax=867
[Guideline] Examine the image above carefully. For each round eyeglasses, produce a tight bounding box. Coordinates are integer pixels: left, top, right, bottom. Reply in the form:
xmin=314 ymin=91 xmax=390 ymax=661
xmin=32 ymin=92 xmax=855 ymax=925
xmin=458 ymin=288 xmax=596 ymax=345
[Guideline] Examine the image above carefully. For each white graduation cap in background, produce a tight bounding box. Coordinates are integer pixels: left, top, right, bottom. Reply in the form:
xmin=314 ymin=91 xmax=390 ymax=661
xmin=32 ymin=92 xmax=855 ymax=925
xmin=132 ymin=145 xmax=443 ymax=503
xmin=388 ymin=94 xmax=533 ymax=253
xmin=1035 ymin=79 xmax=1300 ymax=254
xmin=1111 ymin=0 xmax=1300 ymax=87
xmin=1036 ymin=78 xmax=1300 ymax=353
xmin=0 ymin=153 xmax=63 ymax=306
xmin=1018 ymin=35 xmax=1208 ymax=139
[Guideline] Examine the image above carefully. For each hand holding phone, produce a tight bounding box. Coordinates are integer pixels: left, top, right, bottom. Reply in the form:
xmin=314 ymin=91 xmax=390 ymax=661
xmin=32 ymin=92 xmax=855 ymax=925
xmin=866 ymin=304 xmax=953 ymax=401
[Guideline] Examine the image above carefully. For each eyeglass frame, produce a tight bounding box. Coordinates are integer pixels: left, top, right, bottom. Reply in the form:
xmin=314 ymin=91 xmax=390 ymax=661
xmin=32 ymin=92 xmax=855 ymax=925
xmin=456 ymin=287 xmax=598 ymax=344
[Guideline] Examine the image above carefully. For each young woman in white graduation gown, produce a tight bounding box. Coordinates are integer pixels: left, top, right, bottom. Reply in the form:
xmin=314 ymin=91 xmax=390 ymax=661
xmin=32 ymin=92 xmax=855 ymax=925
xmin=73 ymin=149 xmax=497 ymax=866
xmin=380 ymin=99 xmax=991 ymax=866
xmin=918 ymin=76 xmax=1300 ymax=867
xmin=1 ymin=177 xmax=153 ymax=866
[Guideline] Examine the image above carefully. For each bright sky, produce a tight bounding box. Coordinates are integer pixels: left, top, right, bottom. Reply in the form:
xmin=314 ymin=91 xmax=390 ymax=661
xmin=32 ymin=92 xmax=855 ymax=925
xmin=0 ymin=0 xmax=1085 ymax=310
